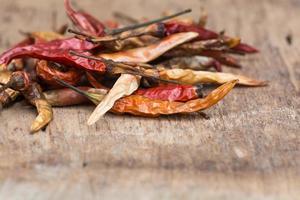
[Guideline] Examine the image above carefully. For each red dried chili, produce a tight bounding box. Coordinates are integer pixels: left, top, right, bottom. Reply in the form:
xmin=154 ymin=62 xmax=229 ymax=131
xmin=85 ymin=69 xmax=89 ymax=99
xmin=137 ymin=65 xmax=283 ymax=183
xmin=134 ymin=84 xmax=203 ymax=102
xmin=0 ymin=40 xmax=105 ymax=72
xmin=64 ymin=0 xmax=105 ymax=36
xmin=164 ymin=21 xmax=218 ymax=40
xmin=163 ymin=21 xmax=258 ymax=53
xmin=200 ymin=50 xmax=242 ymax=68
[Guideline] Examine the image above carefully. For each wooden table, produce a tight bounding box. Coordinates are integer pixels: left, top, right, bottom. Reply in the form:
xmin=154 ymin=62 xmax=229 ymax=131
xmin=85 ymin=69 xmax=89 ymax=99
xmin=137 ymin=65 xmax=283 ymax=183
xmin=0 ymin=0 xmax=299 ymax=199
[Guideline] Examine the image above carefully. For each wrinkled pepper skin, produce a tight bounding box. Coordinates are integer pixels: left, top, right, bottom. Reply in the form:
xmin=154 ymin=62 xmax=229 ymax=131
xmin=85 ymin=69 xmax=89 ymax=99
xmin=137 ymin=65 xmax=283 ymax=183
xmin=0 ymin=38 xmax=99 ymax=69
xmin=30 ymin=98 xmax=53 ymax=133
xmin=25 ymin=83 xmax=53 ymax=133
xmin=164 ymin=21 xmax=218 ymax=40
xmin=134 ymin=84 xmax=202 ymax=102
xmin=0 ymin=49 xmax=106 ymax=73
xmin=36 ymin=60 xmax=83 ymax=88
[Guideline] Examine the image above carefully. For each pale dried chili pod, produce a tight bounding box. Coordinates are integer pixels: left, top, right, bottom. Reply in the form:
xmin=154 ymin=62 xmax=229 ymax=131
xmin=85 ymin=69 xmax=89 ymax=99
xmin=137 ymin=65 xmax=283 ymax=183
xmin=30 ymin=97 xmax=53 ymax=133
xmin=158 ymin=69 xmax=267 ymax=86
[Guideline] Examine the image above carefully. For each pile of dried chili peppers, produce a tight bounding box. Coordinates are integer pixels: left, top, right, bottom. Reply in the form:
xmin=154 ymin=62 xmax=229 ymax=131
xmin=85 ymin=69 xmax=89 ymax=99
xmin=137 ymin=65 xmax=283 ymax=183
xmin=0 ymin=0 xmax=266 ymax=133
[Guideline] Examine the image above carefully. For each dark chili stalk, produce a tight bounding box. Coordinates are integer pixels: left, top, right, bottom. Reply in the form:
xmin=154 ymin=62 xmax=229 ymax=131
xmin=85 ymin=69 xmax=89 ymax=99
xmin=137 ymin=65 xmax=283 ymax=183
xmin=55 ymin=77 xmax=93 ymax=98
xmin=44 ymin=87 xmax=107 ymax=107
xmin=68 ymin=28 xmax=93 ymax=38
xmin=54 ymin=77 xmax=103 ymax=105
xmin=106 ymin=9 xmax=192 ymax=35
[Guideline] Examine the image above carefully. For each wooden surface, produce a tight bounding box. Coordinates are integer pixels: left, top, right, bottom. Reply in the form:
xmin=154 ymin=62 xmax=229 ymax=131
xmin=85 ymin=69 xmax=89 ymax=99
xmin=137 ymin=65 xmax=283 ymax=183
xmin=0 ymin=0 xmax=299 ymax=199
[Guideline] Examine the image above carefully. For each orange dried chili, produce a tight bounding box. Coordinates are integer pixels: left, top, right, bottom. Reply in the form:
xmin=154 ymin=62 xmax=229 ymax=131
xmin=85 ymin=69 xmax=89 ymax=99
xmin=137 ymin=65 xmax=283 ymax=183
xmin=36 ymin=60 xmax=82 ymax=88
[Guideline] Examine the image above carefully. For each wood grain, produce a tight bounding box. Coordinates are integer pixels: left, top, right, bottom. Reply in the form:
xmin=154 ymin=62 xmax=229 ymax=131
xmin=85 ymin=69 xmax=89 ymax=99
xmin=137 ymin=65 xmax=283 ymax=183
xmin=0 ymin=0 xmax=299 ymax=199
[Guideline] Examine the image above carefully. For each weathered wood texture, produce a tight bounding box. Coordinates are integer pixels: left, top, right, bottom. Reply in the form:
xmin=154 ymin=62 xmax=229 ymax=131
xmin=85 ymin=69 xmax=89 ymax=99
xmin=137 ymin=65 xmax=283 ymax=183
xmin=0 ymin=0 xmax=299 ymax=199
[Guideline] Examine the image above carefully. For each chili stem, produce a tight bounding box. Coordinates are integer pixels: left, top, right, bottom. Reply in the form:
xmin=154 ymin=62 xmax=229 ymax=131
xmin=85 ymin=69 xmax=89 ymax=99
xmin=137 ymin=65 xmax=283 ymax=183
xmin=105 ymin=9 xmax=192 ymax=35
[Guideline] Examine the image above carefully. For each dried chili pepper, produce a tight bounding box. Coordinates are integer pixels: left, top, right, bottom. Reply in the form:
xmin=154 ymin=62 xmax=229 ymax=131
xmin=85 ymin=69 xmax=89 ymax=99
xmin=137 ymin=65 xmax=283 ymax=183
xmin=164 ymin=21 xmax=218 ymax=41
xmin=164 ymin=40 xmax=243 ymax=68
xmin=57 ymin=78 xmax=238 ymax=117
xmin=157 ymin=69 xmax=267 ymax=86
xmin=134 ymin=84 xmax=203 ymax=102
xmin=157 ymin=56 xmax=222 ymax=72
xmin=87 ymin=74 xmax=141 ymax=125
xmin=111 ymin=82 xmax=235 ymax=116
xmin=36 ymin=60 xmax=82 ymax=88
xmin=0 ymin=31 xmax=66 ymax=71
xmin=200 ymin=50 xmax=242 ymax=68
xmin=30 ymin=98 xmax=53 ymax=133
xmin=0 ymin=43 xmax=103 ymax=72
xmin=164 ymin=21 xmax=258 ymax=53
xmin=2 ymin=71 xmax=53 ymax=133
xmin=64 ymin=0 xmax=105 ymax=36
